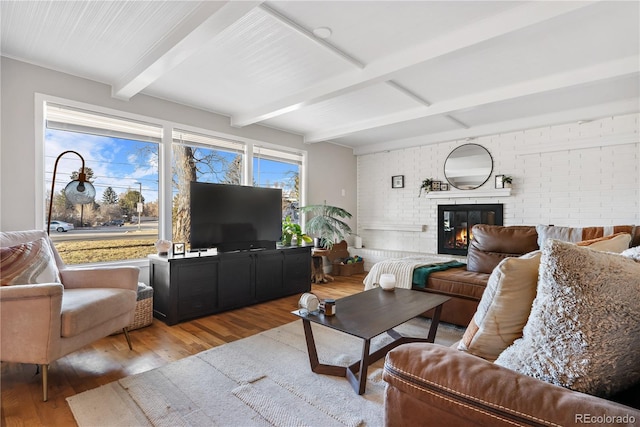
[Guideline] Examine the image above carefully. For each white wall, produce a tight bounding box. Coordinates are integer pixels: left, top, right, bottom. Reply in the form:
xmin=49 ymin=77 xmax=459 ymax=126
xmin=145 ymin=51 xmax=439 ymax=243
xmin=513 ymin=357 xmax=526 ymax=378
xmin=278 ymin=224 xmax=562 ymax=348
xmin=0 ymin=57 xmax=358 ymax=233
xmin=357 ymin=114 xmax=640 ymax=253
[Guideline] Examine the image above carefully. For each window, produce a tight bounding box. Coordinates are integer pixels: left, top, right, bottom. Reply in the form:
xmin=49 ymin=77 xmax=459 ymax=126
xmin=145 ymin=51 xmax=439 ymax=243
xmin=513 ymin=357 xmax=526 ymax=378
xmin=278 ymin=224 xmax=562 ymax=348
xmin=44 ymin=103 xmax=160 ymax=264
xmin=254 ymin=146 xmax=303 ymax=223
xmin=39 ymin=97 xmax=307 ymax=264
xmin=171 ymin=130 xmax=246 ymax=245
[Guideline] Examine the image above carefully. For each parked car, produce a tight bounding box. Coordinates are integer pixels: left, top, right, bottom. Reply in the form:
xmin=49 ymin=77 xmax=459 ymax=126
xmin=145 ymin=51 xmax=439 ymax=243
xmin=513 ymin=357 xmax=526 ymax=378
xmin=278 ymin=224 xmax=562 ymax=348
xmin=48 ymin=220 xmax=74 ymax=232
xmin=102 ymin=219 xmax=124 ymax=227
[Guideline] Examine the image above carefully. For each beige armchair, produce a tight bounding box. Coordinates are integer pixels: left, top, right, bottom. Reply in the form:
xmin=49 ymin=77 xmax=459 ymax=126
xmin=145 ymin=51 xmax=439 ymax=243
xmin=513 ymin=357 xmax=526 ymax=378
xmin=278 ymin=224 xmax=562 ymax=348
xmin=0 ymin=230 xmax=139 ymax=401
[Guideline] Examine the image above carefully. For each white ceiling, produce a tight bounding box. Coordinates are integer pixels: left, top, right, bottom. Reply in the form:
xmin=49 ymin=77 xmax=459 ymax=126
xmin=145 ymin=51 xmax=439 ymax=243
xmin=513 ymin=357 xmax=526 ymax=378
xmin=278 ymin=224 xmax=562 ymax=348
xmin=2 ymin=1 xmax=639 ymax=155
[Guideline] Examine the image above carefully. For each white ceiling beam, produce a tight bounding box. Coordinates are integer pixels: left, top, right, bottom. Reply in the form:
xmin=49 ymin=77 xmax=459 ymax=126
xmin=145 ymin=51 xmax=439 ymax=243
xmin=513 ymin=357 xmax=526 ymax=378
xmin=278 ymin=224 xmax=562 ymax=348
xmin=112 ymin=1 xmax=262 ymax=100
xmin=351 ymin=99 xmax=640 ymax=156
xmin=304 ymin=56 xmax=639 ymax=143
xmin=231 ymin=1 xmax=596 ymax=127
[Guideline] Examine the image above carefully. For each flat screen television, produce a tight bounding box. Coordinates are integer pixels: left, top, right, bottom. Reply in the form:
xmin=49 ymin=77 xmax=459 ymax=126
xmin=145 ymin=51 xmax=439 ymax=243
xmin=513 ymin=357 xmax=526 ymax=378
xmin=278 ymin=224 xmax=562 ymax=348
xmin=189 ymin=182 xmax=282 ymax=252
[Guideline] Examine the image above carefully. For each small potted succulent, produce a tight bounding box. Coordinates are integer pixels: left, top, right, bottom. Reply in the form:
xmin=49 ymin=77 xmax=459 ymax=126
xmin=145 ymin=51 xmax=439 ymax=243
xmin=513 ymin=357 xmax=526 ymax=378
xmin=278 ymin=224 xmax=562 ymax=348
xmin=502 ymin=176 xmax=513 ymax=188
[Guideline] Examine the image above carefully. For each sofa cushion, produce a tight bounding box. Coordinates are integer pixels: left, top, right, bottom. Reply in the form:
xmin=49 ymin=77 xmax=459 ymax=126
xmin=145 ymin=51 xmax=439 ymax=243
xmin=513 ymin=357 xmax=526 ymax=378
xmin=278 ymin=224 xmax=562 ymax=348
xmin=536 ymin=224 xmax=637 ymax=248
xmin=0 ymin=237 xmax=61 ymax=286
xmin=467 ymin=225 xmax=539 ymax=274
xmin=61 ymin=288 xmax=137 ymax=337
xmin=458 ymin=251 xmax=540 ymax=362
xmin=495 ymin=239 xmax=640 ymax=397
xmin=576 ymin=232 xmax=631 ymax=252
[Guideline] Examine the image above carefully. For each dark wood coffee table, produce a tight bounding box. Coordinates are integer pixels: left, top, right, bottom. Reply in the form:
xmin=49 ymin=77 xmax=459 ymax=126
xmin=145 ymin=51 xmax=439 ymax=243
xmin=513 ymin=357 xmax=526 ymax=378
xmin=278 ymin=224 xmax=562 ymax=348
xmin=292 ymin=288 xmax=450 ymax=395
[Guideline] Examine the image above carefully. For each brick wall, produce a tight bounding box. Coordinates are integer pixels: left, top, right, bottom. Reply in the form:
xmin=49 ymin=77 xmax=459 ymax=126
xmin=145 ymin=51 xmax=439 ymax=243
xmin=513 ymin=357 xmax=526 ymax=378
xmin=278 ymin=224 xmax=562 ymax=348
xmin=356 ymin=113 xmax=640 ymax=253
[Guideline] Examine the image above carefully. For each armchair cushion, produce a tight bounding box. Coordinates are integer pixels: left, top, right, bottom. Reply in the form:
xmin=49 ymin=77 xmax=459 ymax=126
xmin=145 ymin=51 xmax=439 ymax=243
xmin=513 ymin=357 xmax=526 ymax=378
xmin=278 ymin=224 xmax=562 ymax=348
xmin=1 ymin=237 xmax=61 ymax=286
xmin=61 ymin=288 xmax=137 ymax=337
xmin=495 ymin=239 xmax=640 ymax=397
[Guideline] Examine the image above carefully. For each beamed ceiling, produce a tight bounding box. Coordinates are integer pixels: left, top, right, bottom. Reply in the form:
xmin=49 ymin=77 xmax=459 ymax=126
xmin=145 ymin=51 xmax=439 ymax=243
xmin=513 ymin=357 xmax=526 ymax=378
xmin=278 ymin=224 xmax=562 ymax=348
xmin=2 ymin=1 xmax=639 ymax=154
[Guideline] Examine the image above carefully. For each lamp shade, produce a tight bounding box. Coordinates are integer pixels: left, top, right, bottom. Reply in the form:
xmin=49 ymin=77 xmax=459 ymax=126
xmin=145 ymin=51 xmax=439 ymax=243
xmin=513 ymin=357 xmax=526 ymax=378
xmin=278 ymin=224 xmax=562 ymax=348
xmin=64 ymin=179 xmax=96 ymax=204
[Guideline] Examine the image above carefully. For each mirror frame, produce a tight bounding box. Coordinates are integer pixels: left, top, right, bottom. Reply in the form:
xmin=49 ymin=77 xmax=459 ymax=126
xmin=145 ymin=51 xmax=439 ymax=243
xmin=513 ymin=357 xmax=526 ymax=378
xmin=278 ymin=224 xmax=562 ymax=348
xmin=444 ymin=143 xmax=494 ymax=190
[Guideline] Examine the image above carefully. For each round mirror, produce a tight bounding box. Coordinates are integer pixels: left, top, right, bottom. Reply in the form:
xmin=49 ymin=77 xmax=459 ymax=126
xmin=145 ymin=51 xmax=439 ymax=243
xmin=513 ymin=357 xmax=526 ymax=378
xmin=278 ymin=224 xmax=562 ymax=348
xmin=444 ymin=144 xmax=493 ymax=190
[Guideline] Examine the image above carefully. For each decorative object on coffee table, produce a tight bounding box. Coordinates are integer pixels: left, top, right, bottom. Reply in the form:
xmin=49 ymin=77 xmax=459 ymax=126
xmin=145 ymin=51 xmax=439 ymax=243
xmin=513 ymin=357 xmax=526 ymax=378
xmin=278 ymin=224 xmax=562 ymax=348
xmin=379 ymin=273 xmax=396 ymax=291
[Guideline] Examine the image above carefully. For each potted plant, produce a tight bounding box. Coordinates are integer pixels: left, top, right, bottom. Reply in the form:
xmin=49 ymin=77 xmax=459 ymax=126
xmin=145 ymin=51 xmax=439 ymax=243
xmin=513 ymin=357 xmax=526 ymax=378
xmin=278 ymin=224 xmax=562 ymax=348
xmin=281 ymin=216 xmax=312 ymax=246
xmin=419 ymin=178 xmax=434 ymax=197
xmin=300 ymin=202 xmax=353 ymax=249
xmin=502 ymin=176 xmax=513 ymax=188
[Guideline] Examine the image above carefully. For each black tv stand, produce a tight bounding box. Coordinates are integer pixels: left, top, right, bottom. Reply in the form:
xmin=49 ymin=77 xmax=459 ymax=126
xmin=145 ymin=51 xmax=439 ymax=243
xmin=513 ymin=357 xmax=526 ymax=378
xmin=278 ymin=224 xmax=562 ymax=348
xmin=149 ymin=245 xmax=311 ymax=325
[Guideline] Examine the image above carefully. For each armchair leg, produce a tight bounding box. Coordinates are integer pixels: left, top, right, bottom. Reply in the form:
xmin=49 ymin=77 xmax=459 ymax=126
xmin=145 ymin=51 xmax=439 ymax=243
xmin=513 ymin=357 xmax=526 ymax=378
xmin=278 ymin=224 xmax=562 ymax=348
xmin=41 ymin=364 xmax=49 ymax=402
xmin=123 ymin=327 xmax=133 ymax=350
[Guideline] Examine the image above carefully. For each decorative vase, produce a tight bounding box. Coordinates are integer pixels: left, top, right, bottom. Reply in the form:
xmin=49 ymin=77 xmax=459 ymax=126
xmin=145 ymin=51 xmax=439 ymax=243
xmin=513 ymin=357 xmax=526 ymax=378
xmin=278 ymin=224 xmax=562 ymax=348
xmin=379 ymin=273 xmax=396 ymax=291
xmin=155 ymin=239 xmax=172 ymax=256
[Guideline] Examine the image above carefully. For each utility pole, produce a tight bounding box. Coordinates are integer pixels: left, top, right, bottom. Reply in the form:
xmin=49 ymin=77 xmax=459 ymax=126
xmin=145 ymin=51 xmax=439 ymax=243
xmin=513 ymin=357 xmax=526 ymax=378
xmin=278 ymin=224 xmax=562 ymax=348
xmin=135 ymin=182 xmax=142 ymax=231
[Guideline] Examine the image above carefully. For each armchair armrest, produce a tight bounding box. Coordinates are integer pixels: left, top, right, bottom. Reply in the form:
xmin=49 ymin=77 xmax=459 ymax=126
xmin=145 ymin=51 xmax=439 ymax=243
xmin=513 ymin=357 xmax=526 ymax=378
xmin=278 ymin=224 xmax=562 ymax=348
xmin=0 ymin=283 xmax=63 ymax=364
xmin=60 ymin=266 xmax=139 ymax=291
xmin=383 ymin=343 xmax=640 ymax=427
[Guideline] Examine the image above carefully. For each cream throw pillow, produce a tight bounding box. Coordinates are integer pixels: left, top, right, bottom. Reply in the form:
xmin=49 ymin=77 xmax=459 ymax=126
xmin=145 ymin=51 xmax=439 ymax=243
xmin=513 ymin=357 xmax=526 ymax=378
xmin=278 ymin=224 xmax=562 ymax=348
xmin=0 ymin=237 xmax=61 ymax=285
xmin=458 ymin=251 xmax=540 ymax=361
xmin=495 ymin=239 xmax=640 ymax=397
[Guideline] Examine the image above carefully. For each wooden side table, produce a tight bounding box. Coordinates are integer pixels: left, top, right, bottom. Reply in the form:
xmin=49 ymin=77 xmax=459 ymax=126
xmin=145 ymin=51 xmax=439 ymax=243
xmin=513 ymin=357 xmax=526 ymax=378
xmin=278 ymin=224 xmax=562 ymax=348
xmin=311 ymin=248 xmax=333 ymax=283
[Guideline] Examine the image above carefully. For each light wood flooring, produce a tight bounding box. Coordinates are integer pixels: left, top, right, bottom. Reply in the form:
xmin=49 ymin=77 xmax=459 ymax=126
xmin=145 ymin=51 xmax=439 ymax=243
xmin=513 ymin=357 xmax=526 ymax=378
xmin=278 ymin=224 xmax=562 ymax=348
xmin=1 ymin=273 xmax=366 ymax=427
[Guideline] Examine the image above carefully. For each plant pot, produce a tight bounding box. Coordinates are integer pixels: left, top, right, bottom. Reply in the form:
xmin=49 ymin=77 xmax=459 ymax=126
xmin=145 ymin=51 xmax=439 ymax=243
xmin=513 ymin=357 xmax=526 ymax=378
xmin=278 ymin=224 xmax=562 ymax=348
xmin=313 ymin=237 xmax=323 ymax=248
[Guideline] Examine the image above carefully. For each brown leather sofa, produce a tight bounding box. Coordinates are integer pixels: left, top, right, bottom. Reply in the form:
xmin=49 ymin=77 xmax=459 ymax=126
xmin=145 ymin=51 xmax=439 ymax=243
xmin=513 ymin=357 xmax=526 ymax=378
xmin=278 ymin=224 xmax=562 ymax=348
xmin=420 ymin=224 xmax=640 ymax=326
xmin=383 ymin=224 xmax=640 ymax=426
xmin=383 ymin=344 xmax=640 ymax=426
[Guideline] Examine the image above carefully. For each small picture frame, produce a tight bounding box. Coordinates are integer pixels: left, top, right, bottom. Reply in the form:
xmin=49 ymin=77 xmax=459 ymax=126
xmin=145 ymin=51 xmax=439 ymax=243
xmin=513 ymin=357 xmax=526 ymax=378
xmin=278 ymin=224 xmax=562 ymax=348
xmin=431 ymin=181 xmax=441 ymax=191
xmin=440 ymin=183 xmax=449 ymax=191
xmin=172 ymin=242 xmax=185 ymax=255
xmin=495 ymin=175 xmax=505 ymax=189
xmin=391 ymin=175 xmax=404 ymax=188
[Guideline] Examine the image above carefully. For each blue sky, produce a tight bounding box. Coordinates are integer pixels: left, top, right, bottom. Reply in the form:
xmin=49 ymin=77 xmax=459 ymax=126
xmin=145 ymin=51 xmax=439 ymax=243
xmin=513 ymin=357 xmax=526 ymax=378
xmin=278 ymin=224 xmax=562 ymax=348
xmin=45 ymin=129 xmax=298 ymax=205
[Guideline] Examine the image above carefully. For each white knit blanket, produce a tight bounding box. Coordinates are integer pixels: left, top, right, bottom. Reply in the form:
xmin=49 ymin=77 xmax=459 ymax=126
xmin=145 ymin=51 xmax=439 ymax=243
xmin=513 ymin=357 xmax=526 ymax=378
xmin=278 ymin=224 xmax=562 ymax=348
xmin=363 ymin=255 xmax=456 ymax=290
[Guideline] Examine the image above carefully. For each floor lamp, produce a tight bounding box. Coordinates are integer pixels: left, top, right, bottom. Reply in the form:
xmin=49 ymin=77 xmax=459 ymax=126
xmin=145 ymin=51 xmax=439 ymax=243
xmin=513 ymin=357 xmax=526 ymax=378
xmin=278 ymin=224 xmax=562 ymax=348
xmin=47 ymin=150 xmax=96 ymax=235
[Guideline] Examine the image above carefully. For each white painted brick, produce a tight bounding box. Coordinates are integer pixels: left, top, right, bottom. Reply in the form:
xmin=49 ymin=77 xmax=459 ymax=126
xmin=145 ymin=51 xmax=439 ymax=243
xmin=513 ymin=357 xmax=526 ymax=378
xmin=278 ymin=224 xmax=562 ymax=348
xmin=357 ymin=113 xmax=640 ymax=253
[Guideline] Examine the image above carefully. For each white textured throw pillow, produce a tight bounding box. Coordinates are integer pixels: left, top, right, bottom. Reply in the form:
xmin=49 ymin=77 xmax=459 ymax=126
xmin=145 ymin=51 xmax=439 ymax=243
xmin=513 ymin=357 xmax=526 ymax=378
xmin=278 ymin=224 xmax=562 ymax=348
xmin=495 ymin=239 xmax=640 ymax=397
xmin=458 ymin=251 xmax=541 ymax=361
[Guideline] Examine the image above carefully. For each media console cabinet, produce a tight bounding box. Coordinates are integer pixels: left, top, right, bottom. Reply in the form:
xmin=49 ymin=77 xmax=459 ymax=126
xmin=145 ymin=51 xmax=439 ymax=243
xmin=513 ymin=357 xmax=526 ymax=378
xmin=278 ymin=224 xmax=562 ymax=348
xmin=149 ymin=246 xmax=312 ymax=325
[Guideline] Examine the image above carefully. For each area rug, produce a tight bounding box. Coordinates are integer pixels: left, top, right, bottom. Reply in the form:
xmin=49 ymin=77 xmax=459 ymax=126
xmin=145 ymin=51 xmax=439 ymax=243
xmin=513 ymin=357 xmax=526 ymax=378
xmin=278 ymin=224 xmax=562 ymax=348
xmin=67 ymin=318 xmax=464 ymax=427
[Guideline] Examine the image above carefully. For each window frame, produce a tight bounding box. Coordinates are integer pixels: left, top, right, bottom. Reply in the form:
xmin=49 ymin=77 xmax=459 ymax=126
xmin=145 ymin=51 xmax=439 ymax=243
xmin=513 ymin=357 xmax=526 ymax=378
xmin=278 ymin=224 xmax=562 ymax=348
xmin=35 ymin=93 xmax=307 ymax=266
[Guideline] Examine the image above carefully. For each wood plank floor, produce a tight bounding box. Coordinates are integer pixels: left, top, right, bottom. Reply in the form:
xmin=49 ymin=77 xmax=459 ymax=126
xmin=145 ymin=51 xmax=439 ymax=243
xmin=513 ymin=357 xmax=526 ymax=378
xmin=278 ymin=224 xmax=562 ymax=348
xmin=0 ymin=273 xmax=366 ymax=427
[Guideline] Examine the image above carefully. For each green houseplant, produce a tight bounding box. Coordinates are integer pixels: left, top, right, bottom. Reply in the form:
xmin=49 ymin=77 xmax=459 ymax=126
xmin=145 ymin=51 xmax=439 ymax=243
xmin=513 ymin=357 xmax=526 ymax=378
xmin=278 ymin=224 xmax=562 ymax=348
xmin=419 ymin=178 xmax=434 ymax=197
xmin=281 ymin=216 xmax=312 ymax=246
xmin=300 ymin=202 xmax=352 ymax=249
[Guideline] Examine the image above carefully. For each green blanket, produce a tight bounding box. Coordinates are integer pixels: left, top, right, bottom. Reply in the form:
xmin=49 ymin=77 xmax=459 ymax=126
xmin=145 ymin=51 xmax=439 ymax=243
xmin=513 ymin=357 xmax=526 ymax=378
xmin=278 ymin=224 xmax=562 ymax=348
xmin=412 ymin=260 xmax=466 ymax=288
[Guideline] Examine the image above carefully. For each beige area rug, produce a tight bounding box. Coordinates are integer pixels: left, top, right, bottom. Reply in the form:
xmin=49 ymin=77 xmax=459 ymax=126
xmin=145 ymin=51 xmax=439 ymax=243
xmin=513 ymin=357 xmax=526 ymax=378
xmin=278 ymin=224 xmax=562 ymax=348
xmin=67 ymin=318 xmax=464 ymax=427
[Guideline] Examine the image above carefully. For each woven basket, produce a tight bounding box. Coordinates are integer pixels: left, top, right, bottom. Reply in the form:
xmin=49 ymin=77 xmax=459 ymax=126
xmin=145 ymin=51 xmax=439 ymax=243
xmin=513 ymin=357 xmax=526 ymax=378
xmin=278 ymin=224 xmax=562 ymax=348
xmin=112 ymin=283 xmax=153 ymax=334
xmin=129 ymin=296 xmax=153 ymax=330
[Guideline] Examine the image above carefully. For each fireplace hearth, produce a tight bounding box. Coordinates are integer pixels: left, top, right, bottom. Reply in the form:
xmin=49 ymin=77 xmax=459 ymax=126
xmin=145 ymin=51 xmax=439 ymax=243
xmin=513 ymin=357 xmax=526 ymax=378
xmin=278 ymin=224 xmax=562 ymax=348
xmin=438 ymin=204 xmax=503 ymax=256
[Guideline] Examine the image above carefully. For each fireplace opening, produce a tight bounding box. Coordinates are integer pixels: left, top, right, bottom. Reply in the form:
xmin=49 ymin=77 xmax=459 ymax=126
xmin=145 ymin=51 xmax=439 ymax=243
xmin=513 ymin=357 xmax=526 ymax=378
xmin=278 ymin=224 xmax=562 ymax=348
xmin=438 ymin=204 xmax=503 ymax=256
